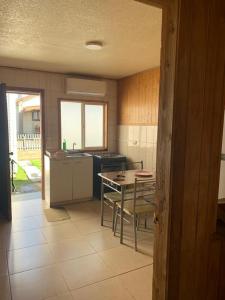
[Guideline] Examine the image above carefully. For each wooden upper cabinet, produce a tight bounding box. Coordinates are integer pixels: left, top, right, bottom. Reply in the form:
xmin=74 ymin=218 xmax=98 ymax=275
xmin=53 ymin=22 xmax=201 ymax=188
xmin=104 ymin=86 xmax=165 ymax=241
xmin=118 ymin=67 xmax=160 ymax=125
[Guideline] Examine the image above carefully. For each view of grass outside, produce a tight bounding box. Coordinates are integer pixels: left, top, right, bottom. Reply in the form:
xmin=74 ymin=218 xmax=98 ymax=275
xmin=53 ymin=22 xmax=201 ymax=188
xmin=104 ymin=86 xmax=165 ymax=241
xmin=13 ymin=159 xmax=41 ymax=190
xmin=31 ymin=159 xmax=41 ymax=170
xmin=13 ymin=165 xmax=28 ymax=190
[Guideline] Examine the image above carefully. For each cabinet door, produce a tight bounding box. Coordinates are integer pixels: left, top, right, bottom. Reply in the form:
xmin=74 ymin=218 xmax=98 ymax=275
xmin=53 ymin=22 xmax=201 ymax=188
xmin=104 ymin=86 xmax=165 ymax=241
xmin=51 ymin=160 xmax=73 ymax=203
xmin=72 ymin=158 xmax=93 ymax=200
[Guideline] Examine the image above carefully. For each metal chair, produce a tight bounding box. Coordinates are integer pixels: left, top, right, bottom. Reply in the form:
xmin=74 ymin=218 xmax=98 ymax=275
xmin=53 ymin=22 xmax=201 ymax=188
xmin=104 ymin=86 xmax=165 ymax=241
xmin=114 ymin=177 xmax=156 ymax=251
xmin=125 ymin=160 xmax=143 ymax=170
xmin=102 ymin=160 xmax=144 ymax=230
xmin=100 ymin=161 xmax=125 ymax=230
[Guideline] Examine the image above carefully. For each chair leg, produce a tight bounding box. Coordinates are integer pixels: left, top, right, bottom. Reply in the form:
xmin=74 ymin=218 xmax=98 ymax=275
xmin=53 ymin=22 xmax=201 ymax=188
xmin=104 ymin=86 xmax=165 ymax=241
xmin=100 ymin=182 xmax=104 ymax=226
xmin=144 ymin=216 xmax=147 ymax=229
xmin=137 ymin=215 xmax=140 ymax=231
xmin=112 ymin=202 xmax=116 ymax=231
xmin=133 ymin=214 xmax=137 ymax=251
xmin=114 ymin=207 xmax=119 ymax=236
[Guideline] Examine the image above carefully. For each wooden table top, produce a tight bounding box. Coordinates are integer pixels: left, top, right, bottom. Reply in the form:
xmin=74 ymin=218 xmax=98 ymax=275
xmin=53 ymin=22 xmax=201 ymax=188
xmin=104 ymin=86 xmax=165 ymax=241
xmin=98 ymin=169 xmax=155 ymax=186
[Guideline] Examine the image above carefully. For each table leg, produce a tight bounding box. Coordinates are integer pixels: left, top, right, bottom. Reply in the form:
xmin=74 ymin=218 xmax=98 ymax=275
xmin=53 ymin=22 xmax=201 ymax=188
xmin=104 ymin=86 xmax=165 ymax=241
xmin=100 ymin=178 xmax=104 ymax=226
xmin=120 ymin=186 xmax=125 ymax=244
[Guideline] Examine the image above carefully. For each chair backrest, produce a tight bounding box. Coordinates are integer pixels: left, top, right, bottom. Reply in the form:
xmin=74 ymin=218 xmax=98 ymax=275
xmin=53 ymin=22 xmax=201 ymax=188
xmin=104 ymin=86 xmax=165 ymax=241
xmin=126 ymin=160 xmax=144 ymax=170
xmin=133 ymin=177 xmax=156 ymax=212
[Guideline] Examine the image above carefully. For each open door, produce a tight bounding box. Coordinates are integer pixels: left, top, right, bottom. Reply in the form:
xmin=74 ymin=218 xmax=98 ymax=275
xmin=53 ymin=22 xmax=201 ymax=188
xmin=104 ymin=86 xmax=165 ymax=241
xmin=0 ymin=83 xmax=12 ymax=220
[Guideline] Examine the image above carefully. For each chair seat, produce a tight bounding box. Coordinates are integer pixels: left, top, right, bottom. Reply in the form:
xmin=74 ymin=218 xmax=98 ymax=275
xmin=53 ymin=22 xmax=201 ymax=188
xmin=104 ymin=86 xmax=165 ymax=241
xmin=104 ymin=190 xmax=155 ymax=203
xmin=117 ymin=198 xmax=155 ymax=215
xmin=104 ymin=191 xmax=133 ymax=203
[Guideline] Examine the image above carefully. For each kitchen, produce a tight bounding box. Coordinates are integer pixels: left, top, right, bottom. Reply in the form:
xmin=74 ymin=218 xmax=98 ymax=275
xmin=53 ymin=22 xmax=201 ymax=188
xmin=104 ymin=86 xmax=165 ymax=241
xmin=0 ymin=0 xmax=225 ymax=299
xmin=0 ymin=1 xmax=162 ymax=299
xmin=43 ymin=67 xmax=159 ymax=208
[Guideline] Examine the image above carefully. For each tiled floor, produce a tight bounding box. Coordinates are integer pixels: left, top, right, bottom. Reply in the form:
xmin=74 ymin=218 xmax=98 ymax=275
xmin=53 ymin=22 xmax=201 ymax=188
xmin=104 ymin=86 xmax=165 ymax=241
xmin=0 ymin=195 xmax=154 ymax=300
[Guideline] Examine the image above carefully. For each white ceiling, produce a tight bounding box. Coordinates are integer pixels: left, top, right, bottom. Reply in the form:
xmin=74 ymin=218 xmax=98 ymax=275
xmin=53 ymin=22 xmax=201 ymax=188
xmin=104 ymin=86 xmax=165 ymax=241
xmin=0 ymin=0 xmax=162 ymax=79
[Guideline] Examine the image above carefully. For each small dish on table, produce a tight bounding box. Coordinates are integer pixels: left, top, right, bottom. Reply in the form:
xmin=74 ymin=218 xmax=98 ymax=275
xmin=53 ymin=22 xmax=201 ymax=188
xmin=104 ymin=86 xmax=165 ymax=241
xmin=135 ymin=170 xmax=153 ymax=177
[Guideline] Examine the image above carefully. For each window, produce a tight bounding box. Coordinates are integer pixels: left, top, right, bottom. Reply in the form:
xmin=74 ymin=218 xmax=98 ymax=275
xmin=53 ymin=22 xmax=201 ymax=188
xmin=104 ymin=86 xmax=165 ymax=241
xmin=60 ymin=100 xmax=107 ymax=150
xmin=32 ymin=110 xmax=40 ymax=121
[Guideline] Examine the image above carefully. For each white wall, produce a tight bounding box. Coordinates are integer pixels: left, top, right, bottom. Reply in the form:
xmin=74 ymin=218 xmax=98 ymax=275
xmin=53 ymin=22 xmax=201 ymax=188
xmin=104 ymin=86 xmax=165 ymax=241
xmin=0 ymin=67 xmax=117 ymax=152
xmin=118 ymin=125 xmax=157 ymax=172
xmin=22 ymin=111 xmax=40 ymax=133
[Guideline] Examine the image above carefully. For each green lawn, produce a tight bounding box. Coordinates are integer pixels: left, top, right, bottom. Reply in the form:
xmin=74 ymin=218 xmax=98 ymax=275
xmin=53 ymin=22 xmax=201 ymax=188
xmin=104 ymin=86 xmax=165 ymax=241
xmin=31 ymin=159 xmax=42 ymax=170
xmin=13 ymin=165 xmax=29 ymax=190
xmin=13 ymin=159 xmax=41 ymax=191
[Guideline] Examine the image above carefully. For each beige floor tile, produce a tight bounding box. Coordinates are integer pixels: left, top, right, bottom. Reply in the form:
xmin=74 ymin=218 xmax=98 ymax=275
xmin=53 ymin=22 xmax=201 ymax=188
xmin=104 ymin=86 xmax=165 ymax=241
xmin=34 ymin=214 xmax=70 ymax=228
xmin=10 ymin=216 xmax=41 ymax=232
xmin=12 ymin=204 xmax=44 ymax=219
xmin=0 ymin=275 xmax=11 ymax=300
xmin=48 ymin=238 xmax=96 ymax=262
xmin=44 ymin=293 xmax=73 ymax=300
xmin=6 ymin=229 xmax=47 ymax=250
xmin=0 ymin=219 xmax=11 ymax=250
xmin=66 ymin=202 xmax=100 ymax=221
xmin=58 ymin=253 xmax=114 ymax=290
xmin=6 ymin=199 xmax=154 ymax=300
xmin=73 ymin=217 xmax=108 ymax=235
xmin=135 ymin=238 xmax=154 ymax=256
xmin=124 ymin=235 xmax=154 ymax=256
xmin=98 ymin=245 xmax=153 ymax=275
xmin=10 ymin=266 xmax=68 ymax=300
xmin=0 ymin=249 xmax=8 ymax=276
xmin=115 ymin=222 xmax=154 ymax=242
xmin=42 ymin=222 xmax=82 ymax=242
xmin=0 ymin=236 xmax=8 ymax=251
xmin=34 ymin=214 xmax=54 ymax=228
xmin=119 ymin=265 xmax=153 ymax=300
xmin=87 ymin=229 xmax=120 ymax=252
xmin=8 ymin=244 xmax=54 ymax=274
xmin=71 ymin=277 xmax=134 ymax=300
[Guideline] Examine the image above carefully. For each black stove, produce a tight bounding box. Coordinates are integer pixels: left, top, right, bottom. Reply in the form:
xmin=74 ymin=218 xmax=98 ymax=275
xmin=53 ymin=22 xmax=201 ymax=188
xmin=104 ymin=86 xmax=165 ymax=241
xmin=93 ymin=153 xmax=127 ymax=199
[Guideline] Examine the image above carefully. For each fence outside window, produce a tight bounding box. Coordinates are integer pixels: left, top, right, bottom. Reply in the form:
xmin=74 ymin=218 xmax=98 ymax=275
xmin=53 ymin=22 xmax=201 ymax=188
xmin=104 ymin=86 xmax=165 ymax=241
xmin=17 ymin=134 xmax=41 ymax=150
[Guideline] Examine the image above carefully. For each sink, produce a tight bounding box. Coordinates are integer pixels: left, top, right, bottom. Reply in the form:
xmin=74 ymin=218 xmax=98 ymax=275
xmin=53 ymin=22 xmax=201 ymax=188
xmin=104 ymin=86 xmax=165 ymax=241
xmin=65 ymin=152 xmax=91 ymax=158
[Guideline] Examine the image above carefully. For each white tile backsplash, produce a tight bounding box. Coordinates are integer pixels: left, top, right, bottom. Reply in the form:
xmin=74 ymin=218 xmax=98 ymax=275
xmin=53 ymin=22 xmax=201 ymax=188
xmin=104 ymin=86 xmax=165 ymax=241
xmin=118 ymin=125 xmax=158 ymax=172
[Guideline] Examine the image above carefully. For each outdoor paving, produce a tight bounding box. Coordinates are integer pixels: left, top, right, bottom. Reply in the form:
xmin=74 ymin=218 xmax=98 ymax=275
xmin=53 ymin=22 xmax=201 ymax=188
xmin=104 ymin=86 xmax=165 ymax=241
xmin=19 ymin=160 xmax=41 ymax=182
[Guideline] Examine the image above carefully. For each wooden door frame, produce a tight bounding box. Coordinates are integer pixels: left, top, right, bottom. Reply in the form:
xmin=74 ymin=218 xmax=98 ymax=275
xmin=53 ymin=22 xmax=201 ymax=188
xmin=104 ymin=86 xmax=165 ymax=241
xmin=136 ymin=1 xmax=180 ymax=298
xmin=0 ymin=83 xmax=12 ymax=220
xmin=136 ymin=0 xmax=225 ymax=299
xmin=6 ymin=86 xmax=46 ymax=200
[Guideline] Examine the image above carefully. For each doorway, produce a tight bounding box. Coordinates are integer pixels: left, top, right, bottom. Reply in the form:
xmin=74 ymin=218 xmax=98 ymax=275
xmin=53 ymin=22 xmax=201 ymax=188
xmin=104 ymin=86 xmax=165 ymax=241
xmin=6 ymin=90 xmax=43 ymax=202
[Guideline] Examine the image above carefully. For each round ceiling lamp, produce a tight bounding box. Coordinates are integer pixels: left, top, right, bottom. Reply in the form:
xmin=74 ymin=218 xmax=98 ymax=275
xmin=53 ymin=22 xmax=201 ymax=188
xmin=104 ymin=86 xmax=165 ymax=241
xmin=85 ymin=41 xmax=103 ymax=50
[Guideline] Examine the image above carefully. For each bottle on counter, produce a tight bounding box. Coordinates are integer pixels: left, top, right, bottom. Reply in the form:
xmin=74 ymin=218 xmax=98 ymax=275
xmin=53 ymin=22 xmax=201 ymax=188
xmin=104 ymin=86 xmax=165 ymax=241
xmin=62 ymin=139 xmax=67 ymax=150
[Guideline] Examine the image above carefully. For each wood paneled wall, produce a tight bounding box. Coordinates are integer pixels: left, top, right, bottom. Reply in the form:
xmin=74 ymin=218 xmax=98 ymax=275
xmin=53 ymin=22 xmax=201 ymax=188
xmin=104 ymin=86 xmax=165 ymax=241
xmin=118 ymin=67 xmax=160 ymax=125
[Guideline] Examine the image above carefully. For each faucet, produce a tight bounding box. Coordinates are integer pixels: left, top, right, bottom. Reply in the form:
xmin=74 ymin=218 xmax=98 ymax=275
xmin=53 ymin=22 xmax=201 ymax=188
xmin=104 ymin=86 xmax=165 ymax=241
xmin=72 ymin=142 xmax=77 ymax=150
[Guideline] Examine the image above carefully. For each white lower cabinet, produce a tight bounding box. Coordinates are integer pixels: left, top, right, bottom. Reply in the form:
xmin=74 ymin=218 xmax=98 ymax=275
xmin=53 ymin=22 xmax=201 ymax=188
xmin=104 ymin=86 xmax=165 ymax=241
xmin=72 ymin=159 xmax=93 ymax=200
xmin=45 ymin=155 xmax=93 ymax=207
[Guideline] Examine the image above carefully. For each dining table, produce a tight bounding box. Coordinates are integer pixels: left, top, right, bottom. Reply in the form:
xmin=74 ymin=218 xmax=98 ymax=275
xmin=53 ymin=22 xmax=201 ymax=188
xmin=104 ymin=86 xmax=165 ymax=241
xmin=98 ymin=169 xmax=155 ymax=244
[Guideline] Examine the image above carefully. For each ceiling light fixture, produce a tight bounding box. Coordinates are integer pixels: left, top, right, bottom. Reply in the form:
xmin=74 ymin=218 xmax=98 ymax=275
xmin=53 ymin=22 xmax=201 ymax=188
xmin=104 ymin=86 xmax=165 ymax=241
xmin=85 ymin=41 xmax=103 ymax=50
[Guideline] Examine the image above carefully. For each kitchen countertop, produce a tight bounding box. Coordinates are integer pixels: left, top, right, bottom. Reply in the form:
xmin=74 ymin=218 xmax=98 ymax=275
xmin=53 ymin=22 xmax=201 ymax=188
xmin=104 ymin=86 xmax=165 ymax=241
xmin=45 ymin=151 xmax=92 ymax=160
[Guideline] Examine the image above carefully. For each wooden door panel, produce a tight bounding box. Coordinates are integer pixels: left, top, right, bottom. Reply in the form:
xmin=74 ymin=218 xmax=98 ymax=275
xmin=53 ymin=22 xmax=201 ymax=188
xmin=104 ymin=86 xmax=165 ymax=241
xmin=0 ymin=83 xmax=11 ymax=220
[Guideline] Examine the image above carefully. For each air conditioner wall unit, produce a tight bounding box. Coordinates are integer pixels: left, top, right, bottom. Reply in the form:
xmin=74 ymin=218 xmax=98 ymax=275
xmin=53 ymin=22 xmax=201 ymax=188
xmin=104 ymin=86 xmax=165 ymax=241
xmin=65 ymin=77 xmax=107 ymax=96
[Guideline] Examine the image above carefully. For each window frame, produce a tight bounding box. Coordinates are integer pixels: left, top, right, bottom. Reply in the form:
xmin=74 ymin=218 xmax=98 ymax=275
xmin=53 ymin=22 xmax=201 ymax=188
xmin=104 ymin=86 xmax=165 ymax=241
xmin=58 ymin=98 xmax=108 ymax=151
